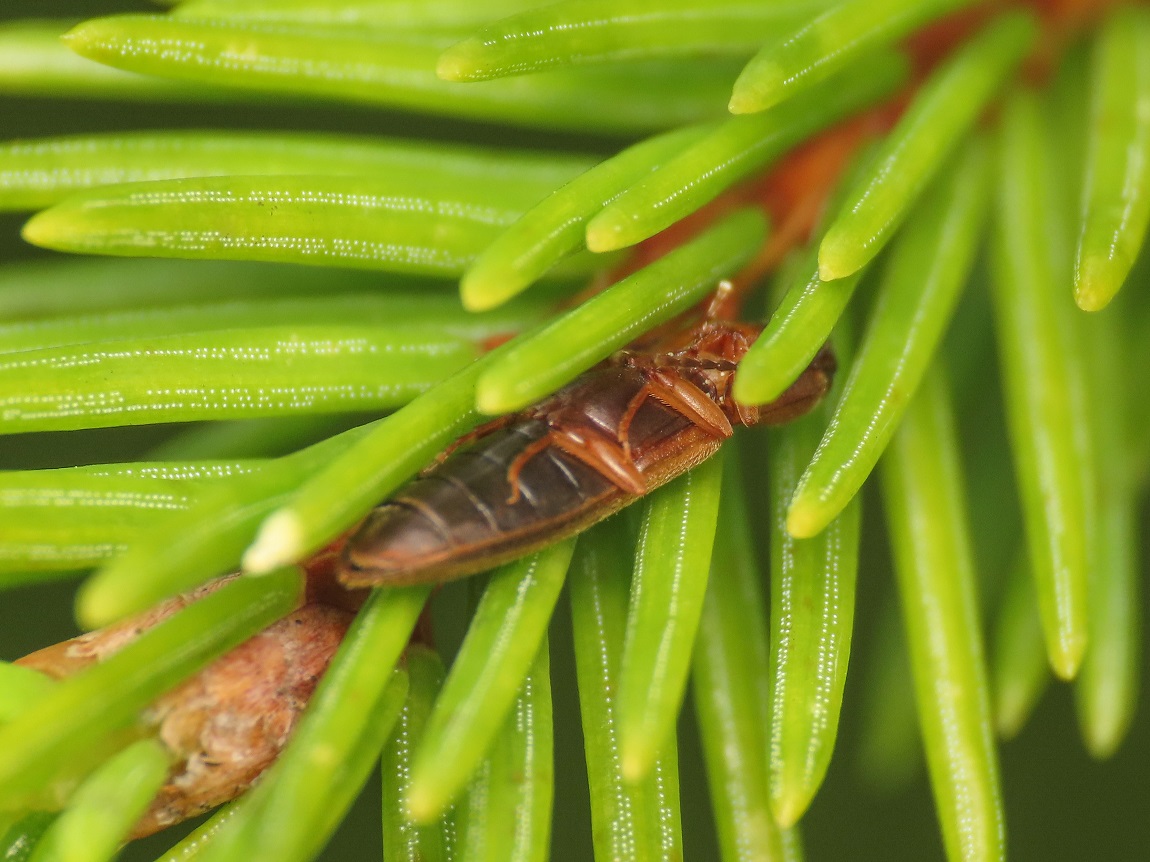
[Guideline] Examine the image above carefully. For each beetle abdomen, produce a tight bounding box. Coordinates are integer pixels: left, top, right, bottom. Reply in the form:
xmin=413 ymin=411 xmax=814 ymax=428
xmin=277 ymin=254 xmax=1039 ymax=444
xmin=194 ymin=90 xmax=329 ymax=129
xmin=340 ymin=420 xmax=621 ymax=586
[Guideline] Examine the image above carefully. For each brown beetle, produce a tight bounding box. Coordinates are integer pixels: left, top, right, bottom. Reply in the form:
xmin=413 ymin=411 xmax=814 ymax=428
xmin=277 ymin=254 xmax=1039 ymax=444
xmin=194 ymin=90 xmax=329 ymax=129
xmin=339 ymin=315 xmax=835 ymax=588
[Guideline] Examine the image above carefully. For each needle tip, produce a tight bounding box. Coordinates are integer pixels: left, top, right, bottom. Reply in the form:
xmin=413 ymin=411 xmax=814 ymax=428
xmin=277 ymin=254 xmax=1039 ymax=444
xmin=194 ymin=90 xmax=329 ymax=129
xmin=75 ymin=582 xmax=115 ymax=630
xmin=817 ymin=232 xmax=859 ymax=282
xmin=771 ymin=791 xmax=810 ymax=830
xmin=584 ymin=219 xmax=627 ymax=253
xmin=785 ymin=503 xmax=823 ymax=540
xmin=459 ymin=272 xmax=505 ymax=312
xmin=435 ymin=43 xmax=477 ymax=82
xmin=1049 ymin=632 xmax=1086 ymax=682
xmin=243 ymin=511 xmax=301 ymax=574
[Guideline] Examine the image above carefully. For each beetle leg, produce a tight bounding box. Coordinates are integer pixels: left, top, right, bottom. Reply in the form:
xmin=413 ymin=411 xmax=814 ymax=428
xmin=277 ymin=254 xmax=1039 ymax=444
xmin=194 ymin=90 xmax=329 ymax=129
xmin=504 ymin=426 xmax=645 ymax=504
xmin=615 ymin=383 xmax=653 ymax=459
xmin=504 ymin=434 xmax=556 ymax=504
xmin=647 ymin=369 xmax=734 ymax=439
xmin=424 ymin=413 xmax=517 ymax=474
xmin=549 ymin=429 xmax=647 ymax=496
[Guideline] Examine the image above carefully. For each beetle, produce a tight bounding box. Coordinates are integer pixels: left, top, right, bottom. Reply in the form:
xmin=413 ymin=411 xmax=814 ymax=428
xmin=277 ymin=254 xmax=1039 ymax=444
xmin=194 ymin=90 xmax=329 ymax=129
xmin=338 ymin=310 xmax=835 ymax=588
